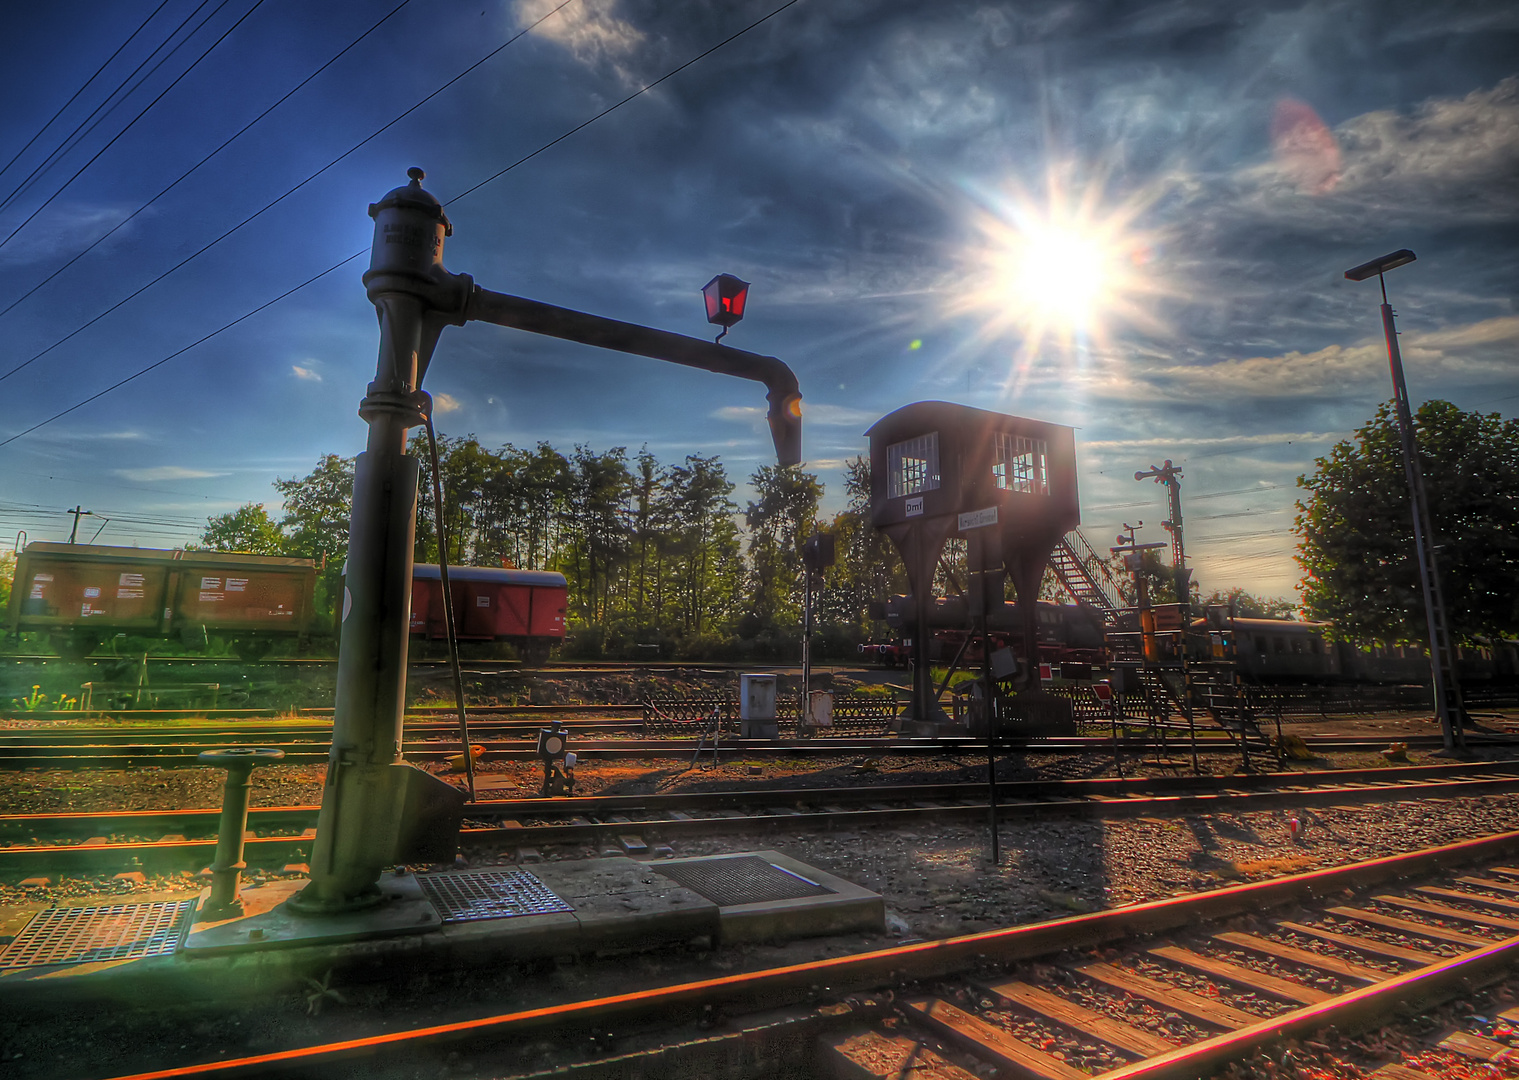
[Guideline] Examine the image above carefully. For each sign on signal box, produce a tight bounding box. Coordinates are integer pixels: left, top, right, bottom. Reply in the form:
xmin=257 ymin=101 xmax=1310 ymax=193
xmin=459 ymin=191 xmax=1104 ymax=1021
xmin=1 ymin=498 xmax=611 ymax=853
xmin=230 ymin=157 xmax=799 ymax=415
xmin=958 ymin=506 xmax=998 ymax=531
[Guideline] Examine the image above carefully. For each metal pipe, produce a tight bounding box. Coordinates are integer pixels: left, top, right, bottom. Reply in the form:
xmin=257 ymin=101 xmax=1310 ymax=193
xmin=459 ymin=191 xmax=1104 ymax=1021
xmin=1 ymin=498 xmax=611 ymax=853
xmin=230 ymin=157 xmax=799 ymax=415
xmin=197 ymin=748 xmax=284 ymax=918
xmin=465 ymin=287 xmax=802 ymax=467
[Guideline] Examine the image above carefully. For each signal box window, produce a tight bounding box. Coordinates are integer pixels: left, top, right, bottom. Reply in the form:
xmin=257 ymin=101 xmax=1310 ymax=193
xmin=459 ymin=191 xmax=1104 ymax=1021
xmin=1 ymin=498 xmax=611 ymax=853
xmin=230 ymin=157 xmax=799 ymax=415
xmin=887 ymin=433 xmax=941 ymax=499
xmin=993 ymin=433 xmax=1049 ymax=494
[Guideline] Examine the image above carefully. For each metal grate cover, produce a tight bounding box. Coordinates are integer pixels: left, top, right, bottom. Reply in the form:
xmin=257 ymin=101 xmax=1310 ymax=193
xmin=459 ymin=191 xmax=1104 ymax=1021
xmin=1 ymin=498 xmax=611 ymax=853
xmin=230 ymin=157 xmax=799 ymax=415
xmin=0 ymin=901 xmax=193 ymax=969
xmin=655 ymin=856 xmax=832 ymax=906
xmin=418 ymin=869 xmax=573 ymax=923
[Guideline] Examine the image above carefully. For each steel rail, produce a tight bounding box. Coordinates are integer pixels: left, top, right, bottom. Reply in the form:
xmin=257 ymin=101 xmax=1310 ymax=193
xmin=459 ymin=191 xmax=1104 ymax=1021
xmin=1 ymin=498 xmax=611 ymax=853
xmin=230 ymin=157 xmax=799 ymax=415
xmin=97 ymin=827 xmax=1519 ymax=1080
xmin=7 ymin=757 xmax=1516 ymax=841
xmin=9 ymin=766 xmax=1519 ymax=877
xmin=1 ymin=731 xmax=1515 ymax=769
xmin=5 ymin=756 xmax=1512 ymax=838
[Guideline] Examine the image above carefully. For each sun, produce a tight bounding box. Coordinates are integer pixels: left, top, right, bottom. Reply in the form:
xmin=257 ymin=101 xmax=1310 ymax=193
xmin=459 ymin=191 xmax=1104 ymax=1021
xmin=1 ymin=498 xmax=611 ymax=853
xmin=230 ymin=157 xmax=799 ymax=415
xmin=951 ymin=169 xmax=1165 ymax=359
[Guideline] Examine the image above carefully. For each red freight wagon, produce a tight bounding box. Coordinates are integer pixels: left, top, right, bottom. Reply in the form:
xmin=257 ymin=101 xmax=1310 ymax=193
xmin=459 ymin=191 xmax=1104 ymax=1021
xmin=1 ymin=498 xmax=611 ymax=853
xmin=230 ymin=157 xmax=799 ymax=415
xmin=6 ymin=542 xmax=316 ymax=659
xmin=409 ymin=564 xmax=567 ymax=663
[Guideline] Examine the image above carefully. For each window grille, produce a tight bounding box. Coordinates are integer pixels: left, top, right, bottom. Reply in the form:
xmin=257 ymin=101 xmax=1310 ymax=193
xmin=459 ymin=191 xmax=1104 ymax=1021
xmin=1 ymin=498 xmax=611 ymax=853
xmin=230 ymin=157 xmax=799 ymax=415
xmin=993 ymin=433 xmax=1049 ymax=494
xmin=887 ymin=433 xmax=940 ymax=499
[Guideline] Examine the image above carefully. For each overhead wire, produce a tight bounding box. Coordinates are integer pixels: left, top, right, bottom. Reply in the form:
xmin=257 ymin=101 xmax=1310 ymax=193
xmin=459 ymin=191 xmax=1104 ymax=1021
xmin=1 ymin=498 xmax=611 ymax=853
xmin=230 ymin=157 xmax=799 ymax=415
xmin=0 ymin=0 xmax=415 ymax=326
xmin=0 ymin=0 xmax=175 ymax=193
xmin=0 ymin=0 xmax=579 ymax=388
xmin=14 ymin=1 xmax=236 ymax=213
xmin=0 ymin=0 xmax=264 ymax=250
xmin=0 ymin=0 xmax=807 ymax=450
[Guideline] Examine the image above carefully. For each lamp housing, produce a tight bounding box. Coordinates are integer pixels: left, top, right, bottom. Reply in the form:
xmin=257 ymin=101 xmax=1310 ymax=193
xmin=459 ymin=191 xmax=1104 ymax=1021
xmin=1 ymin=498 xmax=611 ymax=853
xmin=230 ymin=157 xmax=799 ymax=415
xmin=702 ymin=274 xmax=750 ymax=328
xmin=1344 ymin=249 xmax=1416 ymax=282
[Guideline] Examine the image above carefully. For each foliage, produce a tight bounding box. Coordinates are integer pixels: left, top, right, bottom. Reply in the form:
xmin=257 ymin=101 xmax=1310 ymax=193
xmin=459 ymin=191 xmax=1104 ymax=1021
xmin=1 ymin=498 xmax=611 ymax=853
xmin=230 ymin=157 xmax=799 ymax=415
xmin=274 ymin=454 xmax=356 ymax=609
xmin=199 ymin=504 xmax=286 ymax=556
xmin=1296 ymin=400 xmax=1519 ymax=642
xmin=744 ymin=464 xmax=823 ymax=629
xmin=0 ymin=549 xmax=13 ymax=614
xmin=1202 ymin=587 xmax=1297 ymax=620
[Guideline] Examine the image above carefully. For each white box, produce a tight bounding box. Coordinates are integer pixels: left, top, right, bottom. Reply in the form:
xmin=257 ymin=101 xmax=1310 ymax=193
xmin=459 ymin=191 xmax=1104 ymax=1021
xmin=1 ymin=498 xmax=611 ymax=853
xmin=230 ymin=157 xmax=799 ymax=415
xmin=739 ymin=673 xmax=778 ymax=721
xmin=806 ymin=690 xmax=834 ymax=728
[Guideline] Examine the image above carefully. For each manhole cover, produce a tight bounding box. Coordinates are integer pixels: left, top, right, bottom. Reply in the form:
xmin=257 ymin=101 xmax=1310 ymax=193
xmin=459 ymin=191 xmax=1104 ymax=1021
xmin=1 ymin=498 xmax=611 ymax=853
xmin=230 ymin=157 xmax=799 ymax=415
xmin=418 ymin=869 xmax=573 ymax=923
xmin=0 ymin=901 xmax=194 ymax=969
xmin=655 ymin=856 xmax=832 ymax=906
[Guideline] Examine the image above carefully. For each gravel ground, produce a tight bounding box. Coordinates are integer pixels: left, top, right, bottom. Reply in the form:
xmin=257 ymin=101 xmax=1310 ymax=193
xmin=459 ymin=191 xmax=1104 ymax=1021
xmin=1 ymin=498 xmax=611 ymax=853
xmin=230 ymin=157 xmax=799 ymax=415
xmin=3 ymin=790 xmax=1519 ymax=1077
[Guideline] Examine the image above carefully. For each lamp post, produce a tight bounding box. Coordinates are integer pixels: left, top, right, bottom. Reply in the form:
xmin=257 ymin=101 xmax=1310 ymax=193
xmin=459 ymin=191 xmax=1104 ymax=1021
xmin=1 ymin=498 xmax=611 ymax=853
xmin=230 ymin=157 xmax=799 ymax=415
xmin=1343 ymin=248 xmax=1465 ymax=753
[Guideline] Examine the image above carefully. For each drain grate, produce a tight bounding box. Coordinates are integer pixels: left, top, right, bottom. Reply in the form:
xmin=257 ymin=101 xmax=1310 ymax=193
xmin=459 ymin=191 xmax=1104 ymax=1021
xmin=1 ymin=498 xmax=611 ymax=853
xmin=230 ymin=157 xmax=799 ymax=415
xmin=0 ymin=901 xmax=194 ymax=969
xmin=655 ymin=856 xmax=832 ymax=906
xmin=418 ymin=869 xmax=574 ymax=923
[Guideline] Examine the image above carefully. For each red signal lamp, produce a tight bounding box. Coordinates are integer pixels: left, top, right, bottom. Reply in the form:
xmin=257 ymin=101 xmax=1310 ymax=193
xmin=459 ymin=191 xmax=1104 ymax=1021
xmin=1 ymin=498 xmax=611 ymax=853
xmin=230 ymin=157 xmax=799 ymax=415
xmin=702 ymin=273 xmax=750 ymax=342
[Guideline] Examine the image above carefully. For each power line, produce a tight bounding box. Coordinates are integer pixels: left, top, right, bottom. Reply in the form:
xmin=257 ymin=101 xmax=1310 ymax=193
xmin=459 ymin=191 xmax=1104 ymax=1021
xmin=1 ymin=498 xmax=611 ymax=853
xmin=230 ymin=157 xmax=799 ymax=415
xmin=0 ymin=0 xmax=174 ymax=192
xmin=0 ymin=0 xmax=205 ymax=215
xmin=0 ymin=0 xmax=805 ymax=448
xmin=0 ymin=0 xmax=414 ymax=326
xmin=13 ymin=1 xmax=232 ymax=213
xmin=0 ymin=250 xmax=363 ymax=450
xmin=0 ymin=0 xmax=264 ymax=251
xmin=0 ymin=0 xmax=578 ymax=388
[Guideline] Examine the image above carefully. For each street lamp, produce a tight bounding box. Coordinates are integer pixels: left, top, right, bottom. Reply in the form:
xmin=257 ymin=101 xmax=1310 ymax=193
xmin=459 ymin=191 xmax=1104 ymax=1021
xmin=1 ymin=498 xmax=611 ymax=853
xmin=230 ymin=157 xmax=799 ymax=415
xmin=702 ymin=273 xmax=749 ymax=343
xmin=1344 ymin=248 xmax=1465 ymax=753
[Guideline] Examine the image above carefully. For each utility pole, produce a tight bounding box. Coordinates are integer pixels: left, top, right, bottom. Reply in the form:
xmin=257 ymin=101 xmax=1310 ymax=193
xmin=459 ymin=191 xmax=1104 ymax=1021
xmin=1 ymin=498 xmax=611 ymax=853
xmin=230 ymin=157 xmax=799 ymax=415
xmin=1344 ymin=249 xmax=1465 ymax=754
xmin=67 ymin=506 xmax=92 ymax=544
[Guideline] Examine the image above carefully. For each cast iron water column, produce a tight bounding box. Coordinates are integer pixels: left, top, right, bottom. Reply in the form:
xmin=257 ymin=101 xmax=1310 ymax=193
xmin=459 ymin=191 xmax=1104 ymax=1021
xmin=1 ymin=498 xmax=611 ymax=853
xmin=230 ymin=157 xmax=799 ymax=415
xmin=297 ymin=169 xmax=802 ymax=914
xmin=295 ymin=170 xmax=472 ymax=912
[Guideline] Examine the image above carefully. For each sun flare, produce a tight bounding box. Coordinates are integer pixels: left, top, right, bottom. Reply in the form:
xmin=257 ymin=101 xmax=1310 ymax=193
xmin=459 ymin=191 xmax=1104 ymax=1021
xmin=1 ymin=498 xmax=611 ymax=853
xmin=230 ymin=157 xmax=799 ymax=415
xmin=952 ymin=170 xmax=1166 ymax=363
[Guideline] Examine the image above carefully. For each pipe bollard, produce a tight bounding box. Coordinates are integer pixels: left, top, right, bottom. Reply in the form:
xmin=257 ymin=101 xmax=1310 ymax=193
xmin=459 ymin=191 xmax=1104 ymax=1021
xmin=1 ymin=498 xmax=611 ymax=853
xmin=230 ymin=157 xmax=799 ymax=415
xmin=197 ymin=748 xmax=285 ymax=918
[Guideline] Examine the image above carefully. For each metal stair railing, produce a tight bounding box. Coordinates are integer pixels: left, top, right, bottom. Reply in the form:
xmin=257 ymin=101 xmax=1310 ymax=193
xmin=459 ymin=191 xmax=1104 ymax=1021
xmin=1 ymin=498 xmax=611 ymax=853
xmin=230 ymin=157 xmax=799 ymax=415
xmin=1049 ymin=528 xmax=1125 ymax=623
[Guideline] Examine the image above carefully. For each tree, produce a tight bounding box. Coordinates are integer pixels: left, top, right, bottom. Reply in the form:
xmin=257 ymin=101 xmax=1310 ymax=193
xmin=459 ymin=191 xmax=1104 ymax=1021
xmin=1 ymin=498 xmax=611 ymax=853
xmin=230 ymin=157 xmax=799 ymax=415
xmin=744 ymin=464 xmax=822 ymax=628
xmin=0 ymin=549 xmax=14 ymax=615
xmin=199 ymin=504 xmax=286 ymax=555
xmin=274 ymin=454 xmax=355 ymax=612
xmin=1202 ymin=587 xmax=1296 ymax=620
xmin=1296 ymin=400 xmax=1519 ymax=642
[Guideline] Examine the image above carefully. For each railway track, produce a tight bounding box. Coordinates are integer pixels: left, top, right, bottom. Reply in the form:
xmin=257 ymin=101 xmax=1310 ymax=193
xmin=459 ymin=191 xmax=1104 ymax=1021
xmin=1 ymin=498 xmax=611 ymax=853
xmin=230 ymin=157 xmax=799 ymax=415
xmin=9 ymin=760 xmax=1519 ymax=879
xmin=0 ymin=728 xmax=1515 ymax=768
xmin=100 ymin=828 xmax=1519 ymax=1080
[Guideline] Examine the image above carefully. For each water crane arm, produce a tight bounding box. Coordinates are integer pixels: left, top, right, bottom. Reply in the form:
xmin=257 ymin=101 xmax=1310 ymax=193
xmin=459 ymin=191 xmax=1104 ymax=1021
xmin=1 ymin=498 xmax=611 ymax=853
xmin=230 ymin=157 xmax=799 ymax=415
xmin=466 ymin=286 xmax=802 ymax=467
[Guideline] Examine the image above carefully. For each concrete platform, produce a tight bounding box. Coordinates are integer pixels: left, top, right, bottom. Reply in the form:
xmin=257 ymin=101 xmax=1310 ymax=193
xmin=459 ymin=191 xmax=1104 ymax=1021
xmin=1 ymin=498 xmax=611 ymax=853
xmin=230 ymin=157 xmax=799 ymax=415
xmin=0 ymin=850 xmax=881 ymax=1006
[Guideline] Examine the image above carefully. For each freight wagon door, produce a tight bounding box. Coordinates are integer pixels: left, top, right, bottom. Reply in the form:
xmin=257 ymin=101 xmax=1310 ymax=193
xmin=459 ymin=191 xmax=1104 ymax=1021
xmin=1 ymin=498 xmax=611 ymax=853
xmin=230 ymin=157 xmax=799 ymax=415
xmin=410 ymin=578 xmax=440 ymax=638
xmin=494 ymin=584 xmax=531 ymax=638
xmin=529 ymin=586 xmax=567 ymax=639
xmin=459 ymin=582 xmax=496 ymax=639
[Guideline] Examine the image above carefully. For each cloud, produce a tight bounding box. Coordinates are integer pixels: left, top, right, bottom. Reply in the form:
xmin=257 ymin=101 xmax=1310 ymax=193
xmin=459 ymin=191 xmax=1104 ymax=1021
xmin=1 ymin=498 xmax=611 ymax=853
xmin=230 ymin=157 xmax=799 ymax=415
xmin=1082 ymin=315 xmax=1519 ymax=405
xmin=114 ymin=466 xmax=229 ymax=482
xmin=1221 ymin=77 xmax=1519 ymax=225
xmin=805 ymin=403 xmax=878 ymax=428
xmin=712 ymin=405 xmax=764 ymax=422
xmin=514 ymin=0 xmax=644 ymax=73
xmin=291 ymin=365 xmax=321 ymax=382
xmin=433 ymin=393 xmax=461 ymax=414
xmin=0 ymin=202 xmax=135 ymax=268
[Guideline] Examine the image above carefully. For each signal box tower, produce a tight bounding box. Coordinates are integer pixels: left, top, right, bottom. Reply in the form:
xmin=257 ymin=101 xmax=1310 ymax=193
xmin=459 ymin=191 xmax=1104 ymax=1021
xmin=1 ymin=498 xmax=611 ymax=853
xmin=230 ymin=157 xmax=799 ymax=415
xmin=866 ymin=402 xmax=1080 ymax=734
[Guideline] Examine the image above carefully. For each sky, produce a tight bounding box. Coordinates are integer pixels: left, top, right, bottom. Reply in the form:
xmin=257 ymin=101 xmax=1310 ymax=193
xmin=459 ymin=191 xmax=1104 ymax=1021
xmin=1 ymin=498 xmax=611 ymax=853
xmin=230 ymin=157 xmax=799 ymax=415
xmin=0 ymin=0 xmax=1514 ymax=603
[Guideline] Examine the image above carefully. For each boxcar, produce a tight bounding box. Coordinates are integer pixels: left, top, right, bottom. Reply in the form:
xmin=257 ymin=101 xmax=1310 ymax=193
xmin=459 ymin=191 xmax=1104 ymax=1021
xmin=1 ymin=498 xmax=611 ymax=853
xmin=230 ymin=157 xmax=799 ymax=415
xmin=6 ymin=542 xmax=316 ymax=659
xmin=409 ymin=564 xmax=568 ymax=663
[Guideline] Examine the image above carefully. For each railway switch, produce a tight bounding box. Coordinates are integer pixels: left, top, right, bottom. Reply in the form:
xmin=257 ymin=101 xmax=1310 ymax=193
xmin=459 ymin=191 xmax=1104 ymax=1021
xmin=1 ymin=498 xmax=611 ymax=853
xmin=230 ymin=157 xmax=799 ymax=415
xmin=197 ymin=747 xmax=285 ymax=920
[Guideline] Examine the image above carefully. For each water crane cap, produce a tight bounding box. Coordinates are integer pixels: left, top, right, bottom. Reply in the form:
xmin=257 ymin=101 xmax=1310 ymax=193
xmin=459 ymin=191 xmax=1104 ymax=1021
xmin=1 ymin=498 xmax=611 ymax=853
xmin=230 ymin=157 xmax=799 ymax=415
xmin=368 ymin=166 xmax=452 ymax=234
